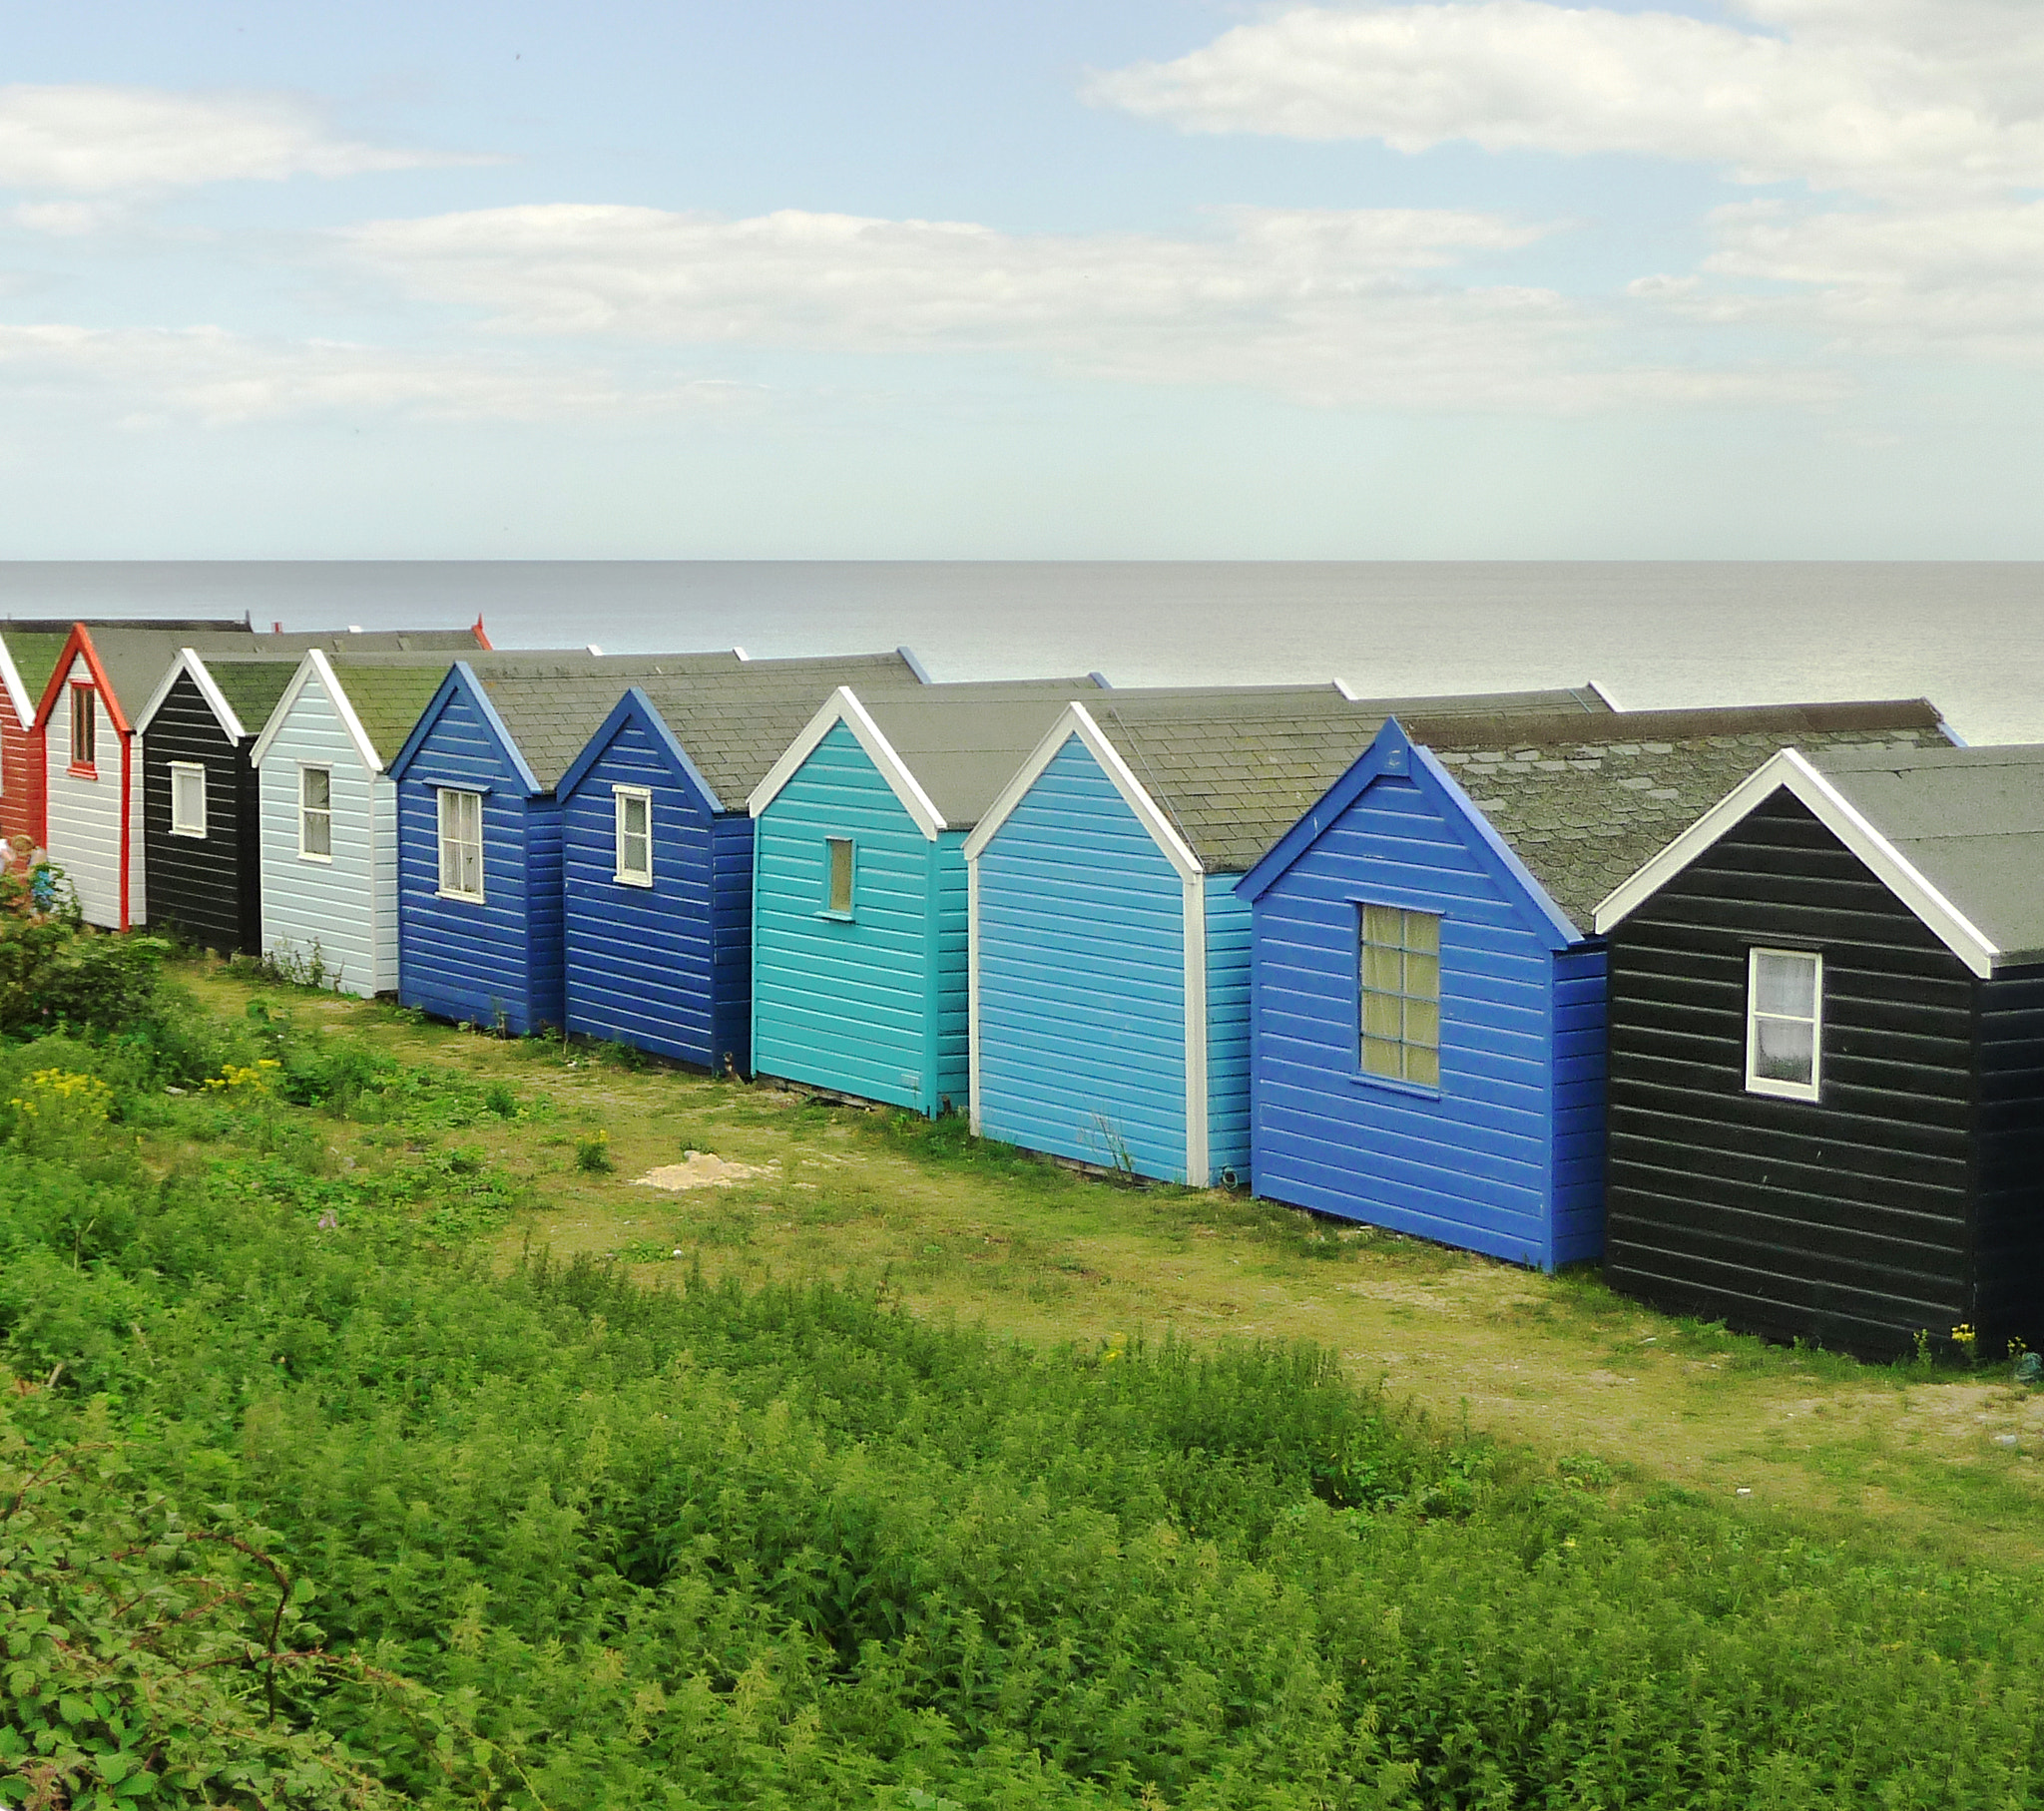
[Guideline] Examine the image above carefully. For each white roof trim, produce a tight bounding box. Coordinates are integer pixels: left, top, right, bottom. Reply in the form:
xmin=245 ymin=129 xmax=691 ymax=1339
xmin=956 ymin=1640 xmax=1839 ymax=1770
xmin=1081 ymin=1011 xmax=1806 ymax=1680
xmin=1587 ymin=678 xmax=1627 ymax=712
xmin=251 ymin=651 xmax=380 ymax=774
xmin=1593 ymin=746 xmax=2000 ymax=979
xmin=746 ymin=685 xmax=946 ymax=839
xmin=962 ymin=700 xmax=1202 ymax=880
xmin=0 ymin=640 xmax=31 ymax=727
xmin=134 ymin=649 xmax=246 ymax=742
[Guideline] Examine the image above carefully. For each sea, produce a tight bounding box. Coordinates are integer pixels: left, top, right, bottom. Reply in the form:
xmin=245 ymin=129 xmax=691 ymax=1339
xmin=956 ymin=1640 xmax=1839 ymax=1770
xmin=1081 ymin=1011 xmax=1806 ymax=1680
xmin=3 ymin=561 xmax=2039 ymax=745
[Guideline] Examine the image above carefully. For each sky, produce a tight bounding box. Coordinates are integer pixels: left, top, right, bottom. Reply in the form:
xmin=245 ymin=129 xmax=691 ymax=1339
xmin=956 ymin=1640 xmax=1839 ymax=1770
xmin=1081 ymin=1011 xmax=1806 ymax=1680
xmin=2 ymin=0 xmax=2041 ymax=559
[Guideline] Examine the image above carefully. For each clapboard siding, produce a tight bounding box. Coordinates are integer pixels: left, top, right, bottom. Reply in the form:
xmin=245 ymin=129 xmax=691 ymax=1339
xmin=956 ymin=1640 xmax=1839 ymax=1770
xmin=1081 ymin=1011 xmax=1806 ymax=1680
xmin=561 ymin=712 xmax=721 ymax=1067
xmin=143 ymin=671 xmax=257 ymax=953
xmin=1205 ymin=874 xmax=1254 ymax=1185
xmin=1604 ymin=791 xmax=1976 ymax=1354
xmin=1248 ymin=759 xmax=1574 ymax=1268
xmin=44 ymin=655 xmax=125 ymax=929
xmin=1973 ymin=968 xmax=2044 ymax=1342
xmin=397 ymin=683 xmax=563 ymax=1036
xmin=256 ymin=672 xmax=389 ymax=997
xmin=752 ymin=721 xmax=939 ymax=1112
xmin=0 ymin=681 xmax=39 ymax=845
xmin=975 ymin=734 xmax=1190 ymax=1179
xmin=710 ymin=813 xmax=756 ymax=1076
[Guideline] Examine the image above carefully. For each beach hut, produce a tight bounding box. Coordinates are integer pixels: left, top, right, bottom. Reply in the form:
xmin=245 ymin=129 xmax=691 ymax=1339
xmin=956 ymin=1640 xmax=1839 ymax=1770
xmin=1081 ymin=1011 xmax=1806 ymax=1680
xmin=1235 ymin=699 xmax=1951 ymax=1266
xmin=0 ymin=618 xmax=251 ymax=849
xmin=1593 ymin=739 xmax=2044 ymax=1356
xmin=747 ymin=679 xmax=1106 ymax=1116
xmin=136 ymin=636 xmax=483 ymax=957
xmin=962 ymin=683 xmax=1613 ymax=1187
xmin=553 ymin=653 xmax=927 ymax=1073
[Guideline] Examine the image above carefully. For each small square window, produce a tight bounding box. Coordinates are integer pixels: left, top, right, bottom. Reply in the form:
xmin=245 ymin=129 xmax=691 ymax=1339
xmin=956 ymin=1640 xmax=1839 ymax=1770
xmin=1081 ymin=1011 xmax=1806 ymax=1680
xmin=1747 ymin=948 xmax=1821 ymax=1100
xmin=299 ymin=766 xmax=332 ymax=860
xmin=824 ymin=837 xmax=854 ymax=916
xmin=70 ymin=684 xmax=96 ymax=772
xmin=170 ymin=762 xmax=207 ymax=837
xmin=614 ymin=786 xmax=653 ymax=886
xmin=437 ymin=787 xmax=485 ymax=901
xmin=1359 ymin=903 xmax=1441 ymax=1088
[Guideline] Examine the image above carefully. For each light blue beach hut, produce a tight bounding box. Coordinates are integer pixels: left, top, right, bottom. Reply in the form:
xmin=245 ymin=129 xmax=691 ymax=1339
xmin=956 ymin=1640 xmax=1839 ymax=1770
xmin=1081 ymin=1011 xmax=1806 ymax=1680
xmin=747 ymin=679 xmax=1104 ymax=1116
xmin=962 ymin=684 xmax=1617 ymax=1187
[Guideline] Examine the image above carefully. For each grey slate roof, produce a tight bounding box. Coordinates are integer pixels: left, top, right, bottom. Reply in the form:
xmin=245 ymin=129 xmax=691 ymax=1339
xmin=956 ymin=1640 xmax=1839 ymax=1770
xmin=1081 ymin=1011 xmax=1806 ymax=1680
xmin=471 ymin=650 xmax=929 ymax=793
xmin=1078 ymin=682 xmax=1611 ymax=873
xmin=1812 ymin=742 xmax=2044 ymax=969
xmin=1413 ymin=698 xmax=1952 ymax=934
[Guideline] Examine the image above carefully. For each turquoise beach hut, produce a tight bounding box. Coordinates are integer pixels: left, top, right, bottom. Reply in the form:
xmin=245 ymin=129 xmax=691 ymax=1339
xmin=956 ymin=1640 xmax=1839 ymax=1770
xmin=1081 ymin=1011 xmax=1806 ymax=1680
xmin=746 ymin=679 xmax=1104 ymax=1116
xmin=962 ymin=684 xmax=1616 ymax=1186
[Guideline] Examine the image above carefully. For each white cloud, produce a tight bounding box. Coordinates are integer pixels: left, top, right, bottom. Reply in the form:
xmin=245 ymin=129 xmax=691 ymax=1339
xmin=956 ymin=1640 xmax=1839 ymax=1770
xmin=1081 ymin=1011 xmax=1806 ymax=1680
xmin=1087 ymin=1 xmax=2044 ymax=199
xmin=0 ymin=322 xmax=740 ymax=425
xmin=0 ymin=85 xmax=483 ymax=195
xmin=334 ymin=200 xmax=1800 ymax=411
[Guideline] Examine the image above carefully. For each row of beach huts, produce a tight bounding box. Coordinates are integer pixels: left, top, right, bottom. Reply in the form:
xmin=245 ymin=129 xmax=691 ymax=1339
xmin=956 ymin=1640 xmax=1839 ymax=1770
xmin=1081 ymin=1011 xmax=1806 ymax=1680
xmin=2 ymin=613 xmax=2039 ymax=1359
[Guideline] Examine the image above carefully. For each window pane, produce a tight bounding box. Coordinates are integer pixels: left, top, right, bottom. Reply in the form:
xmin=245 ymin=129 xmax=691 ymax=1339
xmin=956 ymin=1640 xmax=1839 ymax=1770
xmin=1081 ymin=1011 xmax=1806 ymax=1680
xmin=1755 ymin=1017 xmax=1814 ymax=1085
xmin=304 ymin=811 xmax=330 ymax=858
xmin=1404 ymin=997 xmax=1440 ymax=1050
xmin=1361 ymin=943 xmax=1403 ymax=994
xmin=1362 ymin=1037 xmax=1403 ymax=1078
xmin=1363 ymin=903 xmax=1403 ymax=948
xmin=1403 ymin=911 xmax=1439 ymax=954
xmin=1403 ymin=951 xmax=1440 ymax=1003
xmin=1755 ymin=951 xmax=1815 ymax=1018
xmin=303 ymin=768 xmax=330 ymax=810
xmin=1405 ymin=1044 xmax=1440 ymax=1088
xmin=1363 ymin=992 xmax=1403 ymax=1041
xmin=828 ymin=839 xmax=853 ymax=913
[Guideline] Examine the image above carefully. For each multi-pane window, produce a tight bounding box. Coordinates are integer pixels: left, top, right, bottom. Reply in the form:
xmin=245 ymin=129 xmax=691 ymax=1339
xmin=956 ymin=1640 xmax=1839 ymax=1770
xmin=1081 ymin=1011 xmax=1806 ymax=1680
xmin=614 ymin=786 xmax=653 ymax=885
xmin=1747 ymin=948 xmax=1821 ymax=1100
xmin=824 ymin=837 xmax=854 ymax=916
xmin=170 ymin=762 xmax=208 ymax=837
xmin=70 ymin=684 xmax=96 ymax=771
xmin=299 ymin=766 xmax=332 ymax=860
xmin=436 ymin=788 xmax=484 ymax=901
xmin=1359 ymin=904 xmax=1441 ymax=1088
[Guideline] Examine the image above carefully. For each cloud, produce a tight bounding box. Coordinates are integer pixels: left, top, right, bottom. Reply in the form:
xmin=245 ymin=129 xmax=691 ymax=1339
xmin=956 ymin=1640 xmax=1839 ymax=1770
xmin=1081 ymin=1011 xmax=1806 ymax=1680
xmin=0 ymin=321 xmax=741 ymax=425
xmin=0 ymin=84 xmax=484 ymax=195
xmin=1086 ymin=1 xmax=2044 ymax=199
xmin=334 ymin=200 xmax=1800 ymax=411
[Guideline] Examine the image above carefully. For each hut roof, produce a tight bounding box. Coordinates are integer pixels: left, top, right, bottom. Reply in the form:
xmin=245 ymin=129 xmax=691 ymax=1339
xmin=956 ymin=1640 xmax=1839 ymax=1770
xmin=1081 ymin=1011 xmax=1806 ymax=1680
xmin=1812 ymin=742 xmax=2044 ymax=968
xmin=1413 ymin=698 xmax=1951 ymax=933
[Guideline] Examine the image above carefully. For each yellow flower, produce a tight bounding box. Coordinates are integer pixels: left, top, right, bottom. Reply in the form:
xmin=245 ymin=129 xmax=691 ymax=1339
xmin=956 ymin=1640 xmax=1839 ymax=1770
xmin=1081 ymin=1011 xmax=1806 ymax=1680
xmin=1952 ymin=1324 xmax=1978 ymax=1348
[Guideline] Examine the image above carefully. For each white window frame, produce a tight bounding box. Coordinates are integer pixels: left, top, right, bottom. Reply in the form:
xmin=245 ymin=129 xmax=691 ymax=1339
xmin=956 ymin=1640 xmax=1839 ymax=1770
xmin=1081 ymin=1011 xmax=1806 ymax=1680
xmin=298 ymin=764 xmax=333 ymax=863
xmin=1746 ymin=947 xmax=1823 ymax=1102
xmin=822 ymin=836 xmax=855 ymax=918
xmin=70 ymin=683 xmax=96 ymax=773
xmin=169 ymin=761 xmax=208 ymax=838
xmin=1358 ymin=902 xmax=1442 ymax=1090
xmin=613 ymin=784 xmax=653 ymax=887
xmin=436 ymin=787 xmax=485 ymax=903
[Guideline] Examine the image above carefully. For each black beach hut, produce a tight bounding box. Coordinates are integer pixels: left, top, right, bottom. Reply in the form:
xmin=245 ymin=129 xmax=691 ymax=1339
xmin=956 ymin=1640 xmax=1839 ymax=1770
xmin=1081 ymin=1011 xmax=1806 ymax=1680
xmin=1593 ymin=741 xmax=2044 ymax=1358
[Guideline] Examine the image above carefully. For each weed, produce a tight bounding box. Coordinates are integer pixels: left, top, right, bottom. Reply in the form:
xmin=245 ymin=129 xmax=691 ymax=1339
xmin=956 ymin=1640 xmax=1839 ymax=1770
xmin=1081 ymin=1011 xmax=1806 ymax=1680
xmin=575 ymin=1129 xmax=615 ymax=1173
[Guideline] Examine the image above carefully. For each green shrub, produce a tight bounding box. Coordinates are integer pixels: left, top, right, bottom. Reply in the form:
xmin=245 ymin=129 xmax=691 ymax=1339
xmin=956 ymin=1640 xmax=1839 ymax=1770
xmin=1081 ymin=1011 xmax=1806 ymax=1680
xmin=0 ymin=866 xmax=167 ymax=1037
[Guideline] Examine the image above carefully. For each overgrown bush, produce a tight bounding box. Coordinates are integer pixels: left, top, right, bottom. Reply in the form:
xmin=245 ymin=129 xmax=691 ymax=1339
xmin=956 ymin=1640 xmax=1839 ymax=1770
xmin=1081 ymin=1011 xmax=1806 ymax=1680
xmin=0 ymin=865 xmax=168 ymax=1037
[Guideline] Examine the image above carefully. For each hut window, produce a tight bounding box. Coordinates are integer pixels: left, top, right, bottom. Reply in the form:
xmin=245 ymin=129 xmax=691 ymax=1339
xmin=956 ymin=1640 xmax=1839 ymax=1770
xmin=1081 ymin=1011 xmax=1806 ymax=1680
xmin=436 ymin=787 xmax=485 ymax=902
xmin=1359 ymin=904 xmax=1440 ymax=1088
xmin=614 ymin=786 xmax=653 ymax=886
xmin=823 ymin=837 xmax=855 ymax=917
xmin=299 ymin=766 xmax=333 ymax=861
xmin=1747 ymin=948 xmax=1821 ymax=1100
xmin=170 ymin=762 xmax=208 ymax=837
xmin=70 ymin=684 xmax=96 ymax=773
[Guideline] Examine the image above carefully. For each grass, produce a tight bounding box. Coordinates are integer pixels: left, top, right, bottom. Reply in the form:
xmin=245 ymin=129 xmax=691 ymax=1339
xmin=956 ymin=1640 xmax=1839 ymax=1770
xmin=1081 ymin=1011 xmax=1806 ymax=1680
xmin=175 ymin=960 xmax=2044 ymax=1566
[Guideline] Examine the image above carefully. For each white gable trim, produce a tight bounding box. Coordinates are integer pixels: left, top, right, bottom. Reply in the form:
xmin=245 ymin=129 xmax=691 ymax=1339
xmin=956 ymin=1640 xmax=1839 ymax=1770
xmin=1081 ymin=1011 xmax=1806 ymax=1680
xmin=0 ymin=641 xmax=30 ymax=727
xmin=135 ymin=649 xmax=247 ymax=742
xmin=251 ymin=652 xmax=380 ymax=774
xmin=1182 ymin=875 xmax=1209 ymax=1187
xmin=747 ymin=685 xmax=946 ymax=840
xmin=962 ymin=701 xmax=1202 ymax=880
xmin=1594 ymin=746 xmax=2000 ymax=979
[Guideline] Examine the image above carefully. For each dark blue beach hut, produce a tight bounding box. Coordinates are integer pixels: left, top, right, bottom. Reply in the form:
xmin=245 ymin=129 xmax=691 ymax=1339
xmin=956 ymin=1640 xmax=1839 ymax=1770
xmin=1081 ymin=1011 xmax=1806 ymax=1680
xmin=1236 ymin=699 xmax=1951 ymax=1270
xmin=552 ymin=652 xmax=926 ymax=1073
xmin=385 ymin=652 xmax=745 ymax=1035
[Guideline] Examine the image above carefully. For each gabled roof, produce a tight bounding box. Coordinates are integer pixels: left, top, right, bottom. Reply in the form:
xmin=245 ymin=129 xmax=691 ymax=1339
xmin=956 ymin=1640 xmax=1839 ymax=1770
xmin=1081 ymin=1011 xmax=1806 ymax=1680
xmin=995 ymin=682 xmax=1608 ymax=875
xmin=555 ymin=652 xmax=930 ymax=808
xmin=1409 ymin=699 xmax=1951 ymax=933
xmin=1 ymin=619 xmax=246 ymax=723
xmin=749 ymin=679 xmax=1110 ymax=834
xmin=1596 ymin=741 xmax=2044 ymax=976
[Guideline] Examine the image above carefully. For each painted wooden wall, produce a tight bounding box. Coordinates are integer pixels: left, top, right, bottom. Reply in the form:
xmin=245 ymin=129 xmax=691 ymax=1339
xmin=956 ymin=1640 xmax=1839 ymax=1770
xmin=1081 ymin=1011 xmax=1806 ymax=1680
xmin=142 ymin=673 xmax=260 ymax=954
xmin=1205 ymin=876 xmax=1255 ymax=1186
xmin=0 ymin=687 xmax=39 ymax=846
xmin=1603 ymin=790 xmax=1975 ymax=1355
xmin=1974 ymin=968 xmax=2044 ymax=1343
xmin=1249 ymin=767 xmax=1569 ymax=1268
xmin=561 ymin=711 xmax=724 ymax=1068
xmin=710 ymin=813 xmax=756 ymax=1076
xmin=44 ymin=654 xmax=125 ymax=929
xmin=396 ymin=683 xmax=564 ymax=1036
xmin=257 ymin=672 xmax=393 ymax=997
xmin=751 ymin=720 xmax=951 ymax=1114
xmin=974 ymin=733 xmax=1190 ymax=1179
xmin=1550 ymin=946 xmax=1609 ymax=1267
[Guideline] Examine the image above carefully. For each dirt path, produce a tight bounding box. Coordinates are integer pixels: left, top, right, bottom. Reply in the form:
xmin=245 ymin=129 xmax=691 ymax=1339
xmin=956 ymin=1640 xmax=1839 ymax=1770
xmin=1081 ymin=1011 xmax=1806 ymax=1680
xmin=191 ymin=968 xmax=2044 ymax=1565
